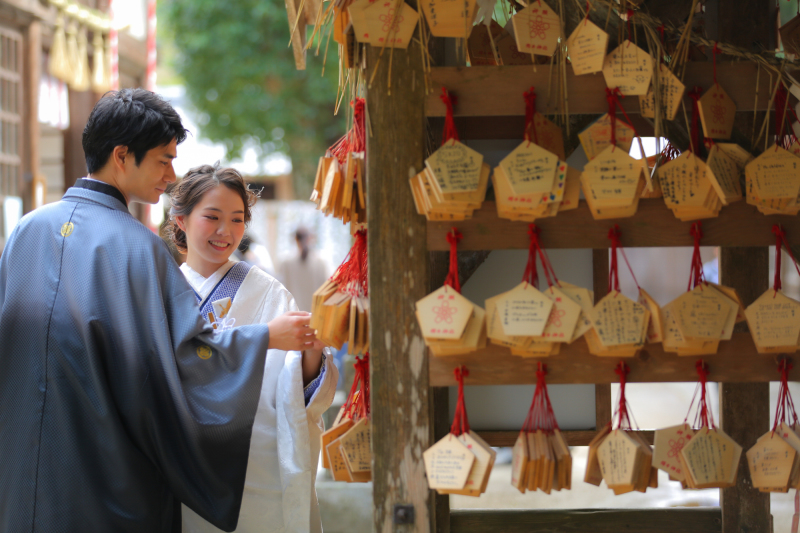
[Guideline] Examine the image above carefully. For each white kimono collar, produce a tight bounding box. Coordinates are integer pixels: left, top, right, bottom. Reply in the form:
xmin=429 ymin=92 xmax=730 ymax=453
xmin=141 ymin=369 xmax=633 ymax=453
xmin=180 ymin=260 xmax=238 ymax=301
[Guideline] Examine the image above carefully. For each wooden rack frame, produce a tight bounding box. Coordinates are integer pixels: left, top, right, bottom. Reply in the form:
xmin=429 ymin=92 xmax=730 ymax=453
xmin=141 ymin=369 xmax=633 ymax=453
xmin=366 ymin=5 xmax=778 ymax=531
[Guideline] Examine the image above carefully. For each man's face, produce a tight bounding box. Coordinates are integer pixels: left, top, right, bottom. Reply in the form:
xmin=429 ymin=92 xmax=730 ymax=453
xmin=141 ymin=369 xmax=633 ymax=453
xmin=118 ymin=139 xmax=178 ymax=204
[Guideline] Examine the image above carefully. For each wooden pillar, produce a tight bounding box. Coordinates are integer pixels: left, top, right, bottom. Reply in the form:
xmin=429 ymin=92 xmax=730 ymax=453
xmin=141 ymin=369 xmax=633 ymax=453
xmin=63 ymin=90 xmax=100 ymax=189
xmin=592 ymin=249 xmax=612 ymax=428
xmin=22 ymin=20 xmax=41 ymax=213
xmin=719 ymin=247 xmax=770 ymax=533
xmin=366 ymin=22 xmax=431 ymax=533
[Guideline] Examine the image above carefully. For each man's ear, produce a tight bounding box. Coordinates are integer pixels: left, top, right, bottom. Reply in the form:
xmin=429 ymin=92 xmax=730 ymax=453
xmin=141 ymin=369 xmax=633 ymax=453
xmin=111 ymin=146 xmax=130 ymax=170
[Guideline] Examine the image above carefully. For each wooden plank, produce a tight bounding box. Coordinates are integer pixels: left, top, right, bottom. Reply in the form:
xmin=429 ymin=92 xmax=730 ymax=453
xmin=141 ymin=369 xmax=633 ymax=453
xmin=426 ymin=62 xmax=770 ymax=117
xmin=366 ymin=24 xmax=431 ymax=533
xmin=428 ymin=200 xmax=800 ymax=250
xmin=475 ymin=429 xmax=654 ymax=447
xmin=719 ymin=247 xmax=770 ymax=533
xmin=429 ymin=332 xmax=784 ymax=386
xmin=592 ymin=250 xmax=612 ymax=431
xmin=431 ymin=387 xmax=450 ymax=533
xmin=449 ymin=509 xmax=722 ymax=533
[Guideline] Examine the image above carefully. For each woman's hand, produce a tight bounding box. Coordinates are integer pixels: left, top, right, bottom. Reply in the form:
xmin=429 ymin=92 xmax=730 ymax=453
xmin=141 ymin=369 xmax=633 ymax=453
xmin=267 ymin=311 xmax=326 ymax=352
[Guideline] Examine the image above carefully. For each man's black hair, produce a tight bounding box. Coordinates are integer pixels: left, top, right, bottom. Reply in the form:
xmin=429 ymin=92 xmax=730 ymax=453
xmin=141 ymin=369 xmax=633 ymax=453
xmin=82 ymin=88 xmax=189 ymax=174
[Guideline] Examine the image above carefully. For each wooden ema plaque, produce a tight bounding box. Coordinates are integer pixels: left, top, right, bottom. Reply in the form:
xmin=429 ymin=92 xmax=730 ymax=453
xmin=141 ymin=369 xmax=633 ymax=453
xmin=658 ymin=151 xmax=722 ymax=221
xmin=486 ymin=294 xmax=531 ymax=350
xmin=639 ymin=63 xmax=686 ymax=121
xmin=589 ymin=291 xmax=649 ymax=350
xmin=438 ymin=431 xmax=496 ymax=496
xmin=706 ymin=144 xmax=744 ymax=205
xmin=526 ymin=113 xmax=566 ymax=161
xmin=566 ymin=19 xmax=608 ymax=76
xmin=671 ymin=284 xmax=737 ymax=342
xmin=680 ymin=426 xmax=742 ymax=489
xmin=492 ymin=162 xmax=576 ymax=221
xmin=558 ymin=282 xmax=594 ymax=343
xmin=653 ymin=424 xmax=695 ymax=482
xmin=580 ymin=144 xmax=647 ymax=209
xmin=423 ymin=433 xmax=476 ymax=490
xmin=340 ymin=418 xmax=372 ymax=475
xmin=467 ymin=20 xmax=502 ymax=66
xmin=494 ymin=282 xmax=554 ymax=337
xmin=495 ymin=29 xmax=534 ymax=66
xmin=638 ymin=288 xmax=664 ymax=343
xmin=597 ymin=430 xmax=646 ymax=493
xmin=744 ymin=289 xmax=800 ymax=354
xmin=410 ymin=162 xmax=490 ymax=221
xmin=747 ymin=432 xmax=795 ymax=492
xmin=585 ymin=425 xmax=611 ymax=486
xmin=716 ymin=142 xmax=754 ymax=170
xmin=510 ymin=1 xmax=561 ymax=57
xmin=697 ymin=84 xmax=737 ymax=140
xmin=539 ymin=285 xmax=582 ymax=343
xmin=662 ymin=302 xmax=718 ymax=356
xmin=416 ymin=285 xmax=474 ymax=340
xmin=424 ymin=304 xmax=487 ymax=357
xmin=578 ymin=113 xmax=635 ymax=161
xmin=511 ymin=433 xmax=529 ymax=492
xmin=348 ymin=0 xmax=419 ymax=49
xmin=420 ymin=0 xmax=476 ymax=38
xmin=745 ymin=146 xmax=800 ymax=214
xmin=499 ymin=142 xmax=558 ymax=196
xmin=426 ymin=140 xmax=485 ymax=198
xmin=602 ymin=40 xmax=653 ymax=96
xmin=777 ymin=422 xmax=800 ymax=489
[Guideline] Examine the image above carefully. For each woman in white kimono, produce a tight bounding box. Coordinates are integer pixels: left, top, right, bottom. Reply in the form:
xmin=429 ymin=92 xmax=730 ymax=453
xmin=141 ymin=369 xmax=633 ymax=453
xmin=167 ymin=163 xmax=338 ymax=533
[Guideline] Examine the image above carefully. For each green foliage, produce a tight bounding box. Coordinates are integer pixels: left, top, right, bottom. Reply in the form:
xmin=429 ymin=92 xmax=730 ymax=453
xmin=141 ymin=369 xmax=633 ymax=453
xmin=160 ymin=0 xmax=343 ymax=196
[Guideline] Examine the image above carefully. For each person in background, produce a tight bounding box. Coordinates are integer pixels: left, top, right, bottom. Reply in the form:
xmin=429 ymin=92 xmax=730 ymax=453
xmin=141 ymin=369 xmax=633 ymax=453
xmin=234 ymin=234 xmax=277 ymax=278
xmin=277 ymin=227 xmax=330 ymax=312
xmin=168 ymin=164 xmax=337 ymax=533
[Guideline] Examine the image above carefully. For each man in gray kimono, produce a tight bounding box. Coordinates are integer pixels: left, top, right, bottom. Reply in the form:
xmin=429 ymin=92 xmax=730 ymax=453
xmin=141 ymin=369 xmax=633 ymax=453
xmin=0 ymin=89 xmax=317 ymax=532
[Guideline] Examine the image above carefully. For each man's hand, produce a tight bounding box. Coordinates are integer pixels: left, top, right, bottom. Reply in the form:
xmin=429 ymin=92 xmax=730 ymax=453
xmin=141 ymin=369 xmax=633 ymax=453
xmin=267 ymin=311 xmax=326 ymax=352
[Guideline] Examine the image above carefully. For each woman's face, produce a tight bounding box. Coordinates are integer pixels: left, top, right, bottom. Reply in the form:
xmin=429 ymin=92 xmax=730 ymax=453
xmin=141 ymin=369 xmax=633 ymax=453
xmin=177 ymin=184 xmax=246 ymax=276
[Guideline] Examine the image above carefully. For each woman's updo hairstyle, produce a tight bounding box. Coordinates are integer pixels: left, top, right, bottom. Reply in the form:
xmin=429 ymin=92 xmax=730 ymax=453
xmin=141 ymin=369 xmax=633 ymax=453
xmin=167 ymin=162 xmax=259 ymax=254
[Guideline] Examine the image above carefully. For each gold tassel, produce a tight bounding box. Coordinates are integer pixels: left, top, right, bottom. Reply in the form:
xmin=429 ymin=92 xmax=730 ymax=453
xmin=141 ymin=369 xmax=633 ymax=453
xmin=65 ymin=18 xmax=80 ymax=88
xmin=71 ymin=25 xmax=91 ymax=91
xmin=49 ymin=13 xmax=70 ymax=82
xmin=91 ymin=31 xmax=106 ymax=92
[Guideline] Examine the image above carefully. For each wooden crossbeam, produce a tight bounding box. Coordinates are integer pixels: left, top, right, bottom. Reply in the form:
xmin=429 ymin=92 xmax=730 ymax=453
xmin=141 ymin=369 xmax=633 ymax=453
xmin=475 ymin=429 xmax=654 ymax=447
xmin=426 ymin=62 xmax=771 ymax=117
xmin=429 ymin=332 xmax=786 ymax=386
xmin=450 ymin=509 xmax=722 ymax=533
xmin=427 ymin=200 xmax=800 ymax=250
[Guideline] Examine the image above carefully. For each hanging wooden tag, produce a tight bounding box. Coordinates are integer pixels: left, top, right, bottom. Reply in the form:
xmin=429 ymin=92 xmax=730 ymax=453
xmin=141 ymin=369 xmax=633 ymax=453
xmin=340 ymin=418 xmax=372 ymax=474
xmin=597 ymin=430 xmax=641 ymax=490
xmin=511 ymin=432 xmax=530 ymax=492
xmin=559 ymin=165 xmax=582 ymax=211
xmin=716 ymin=142 xmax=754 ymax=170
xmin=321 ymin=418 xmax=354 ymax=469
xmin=538 ymin=285 xmax=582 ymax=342
xmin=416 ymin=285 xmax=475 ymax=340
xmin=602 ymin=40 xmax=653 ymax=96
xmin=467 ymin=20 xmax=503 ymax=66
xmin=777 ymin=422 xmax=800 ymax=489
xmin=697 ymin=84 xmax=737 ymax=140
xmin=706 ymin=144 xmax=744 ymax=204
xmin=348 ymin=0 xmax=419 ymax=49
xmin=652 ymin=424 xmax=695 ymax=482
xmin=585 ymin=425 xmax=611 ymax=486
xmin=420 ymin=0 xmax=477 ymax=38
xmin=745 ymin=146 xmax=800 ymax=207
xmin=425 ymin=305 xmax=487 ymax=356
xmin=510 ymin=1 xmax=562 ymax=57
xmin=672 ymin=285 xmax=736 ymax=341
xmin=498 ymin=142 xmax=559 ymax=196
xmin=495 ymin=29 xmax=534 ymax=65
xmin=637 ymin=288 xmax=664 ymax=343
xmin=747 ymin=432 xmax=795 ymax=492
xmin=439 ymin=431 xmax=496 ymax=496
xmin=527 ymin=113 xmax=566 ymax=160
xmin=542 ymin=161 xmax=569 ymax=206
xmin=485 ymin=295 xmax=530 ymax=349
xmin=680 ymin=427 xmax=742 ymax=489
xmin=639 ymin=63 xmax=686 ymax=121
xmin=426 ymin=141 xmax=485 ymax=197
xmin=494 ymin=282 xmax=555 ymax=337
xmin=566 ymin=19 xmax=608 ymax=75
xmin=745 ymin=289 xmax=800 ymax=354
xmin=558 ymin=282 xmax=595 ymax=343
xmin=590 ymin=291 xmax=649 ymax=348
xmin=578 ymin=113 xmax=635 ymax=161
xmin=580 ymin=145 xmax=646 ymax=208
xmin=707 ymin=283 xmax=746 ymax=324
xmin=423 ymin=434 xmax=476 ymax=490
xmin=551 ymin=429 xmax=572 ymax=490
xmin=327 ymin=435 xmax=355 ymax=482
xmin=659 ymin=151 xmax=717 ymax=209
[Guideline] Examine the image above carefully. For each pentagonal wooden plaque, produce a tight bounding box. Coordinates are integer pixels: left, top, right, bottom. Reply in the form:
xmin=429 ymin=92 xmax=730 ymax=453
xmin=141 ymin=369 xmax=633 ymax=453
xmin=672 ymin=285 xmax=736 ymax=341
xmin=511 ymin=432 xmax=529 ymax=492
xmin=526 ymin=112 xmax=566 ymax=160
xmin=340 ymin=418 xmax=372 ymax=473
xmin=578 ymin=113 xmax=635 ymax=161
xmin=697 ymin=84 xmax=736 ymax=140
xmin=559 ymin=282 xmax=595 ymax=342
xmin=424 ymin=433 xmax=476 ymax=490
xmin=653 ymin=424 xmax=695 ymax=482
xmin=706 ymin=144 xmax=744 ymax=205
xmin=511 ymin=1 xmax=561 ymax=57
xmin=637 ymin=288 xmax=664 ymax=343
xmin=499 ymin=141 xmax=559 ymax=196
xmin=590 ymin=291 xmax=649 ymax=348
xmin=745 ymin=146 xmax=800 ymax=203
xmin=426 ymin=140 xmax=484 ymax=197
xmin=602 ymin=40 xmax=653 ymax=96
xmin=581 ymin=145 xmax=645 ymax=208
xmin=747 ymin=432 xmax=795 ymax=491
xmin=348 ymin=0 xmax=419 ymax=49
xmin=566 ymin=19 xmax=608 ymax=75
xmin=681 ymin=427 xmax=742 ymax=488
xmin=494 ymin=282 xmax=554 ymax=337
xmin=416 ymin=285 xmax=474 ymax=340
xmin=639 ymin=63 xmax=686 ymax=121
xmin=716 ymin=142 xmax=753 ymax=170
xmin=420 ymin=0 xmax=477 ymax=38
xmin=745 ymin=289 xmax=800 ymax=353
xmin=658 ymin=151 xmax=717 ymax=209
xmin=538 ymin=285 xmax=582 ymax=342
xmin=597 ymin=430 xmax=641 ymax=488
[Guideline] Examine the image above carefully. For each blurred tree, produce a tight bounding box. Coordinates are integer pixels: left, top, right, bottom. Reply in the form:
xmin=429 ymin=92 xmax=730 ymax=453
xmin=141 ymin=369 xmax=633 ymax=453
xmin=160 ymin=0 xmax=343 ymax=196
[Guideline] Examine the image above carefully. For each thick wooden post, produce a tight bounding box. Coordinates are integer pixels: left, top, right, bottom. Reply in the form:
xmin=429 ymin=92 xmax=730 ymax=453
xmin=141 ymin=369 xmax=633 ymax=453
xmin=367 ymin=27 xmax=431 ymax=533
xmin=22 ymin=20 xmax=41 ymax=213
xmin=719 ymin=247 xmax=770 ymax=533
